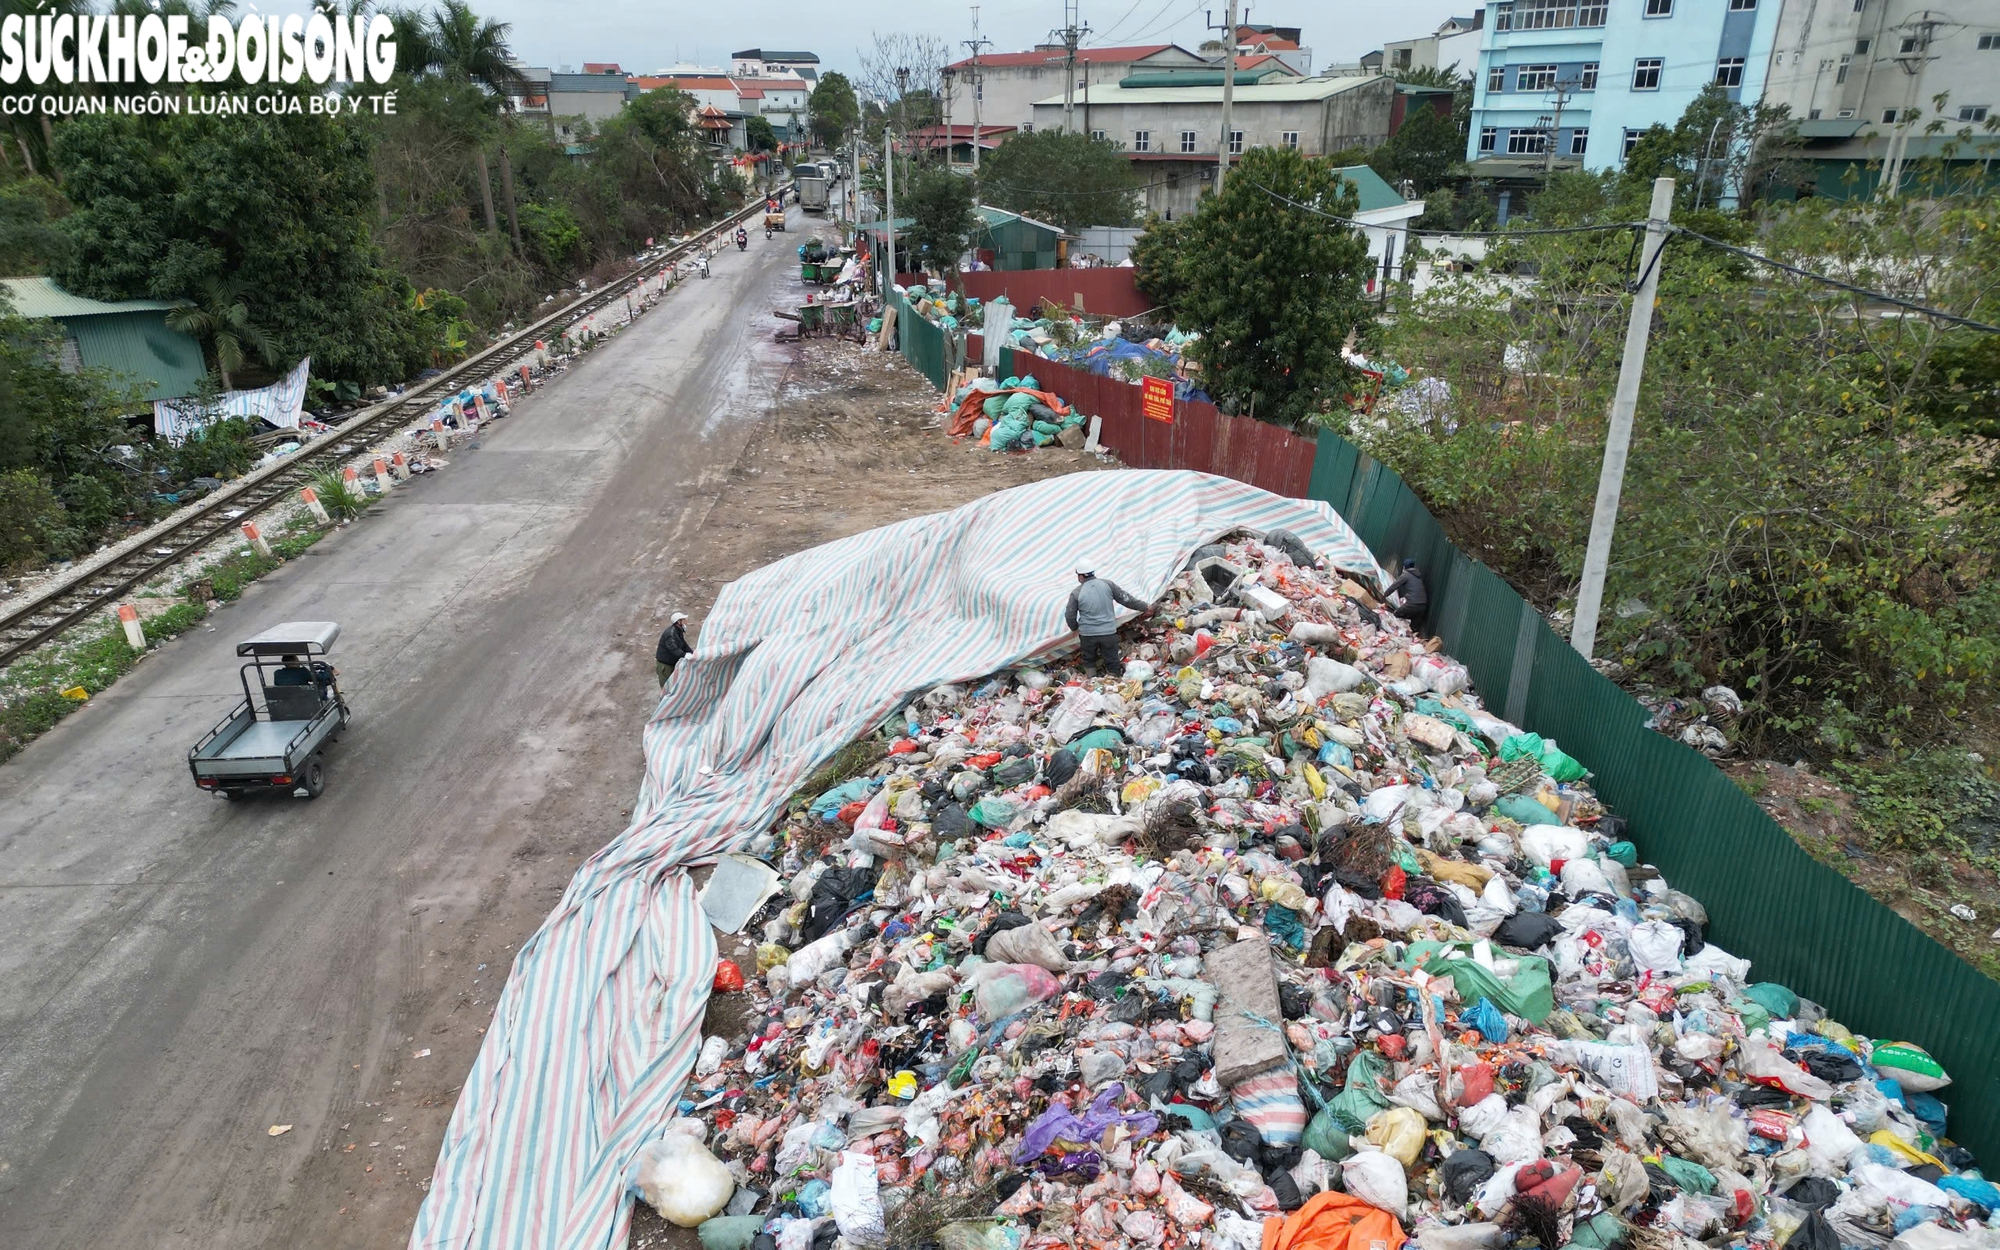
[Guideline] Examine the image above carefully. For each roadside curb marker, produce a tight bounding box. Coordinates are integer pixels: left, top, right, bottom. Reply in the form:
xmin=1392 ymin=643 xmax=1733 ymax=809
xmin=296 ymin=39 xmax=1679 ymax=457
xmin=117 ymin=603 xmax=146 ymax=650
xmin=300 ymin=487 xmax=331 ymax=525
xmin=373 ymin=458 xmax=394 ymax=492
xmin=242 ymin=522 xmax=273 ymax=559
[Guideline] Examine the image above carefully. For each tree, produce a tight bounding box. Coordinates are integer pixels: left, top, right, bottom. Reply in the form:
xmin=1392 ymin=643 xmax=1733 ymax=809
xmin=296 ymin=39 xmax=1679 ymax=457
xmin=809 ymin=72 xmax=861 ymax=150
xmin=1369 ymin=96 xmax=1463 ymax=197
xmin=1133 ymin=147 xmax=1376 ymax=430
xmin=52 ymin=109 xmax=427 ymax=387
xmin=979 ymin=130 xmax=1142 ymax=233
xmin=1616 ymin=84 xmax=1806 ymax=210
xmin=392 ymin=1 xmax=527 ymax=238
xmin=856 ymin=33 xmax=949 ymax=141
xmin=899 ymin=166 xmax=977 ymax=280
xmin=166 ymin=278 xmax=281 ymax=391
xmin=745 ymin=116 xmax=779 ymax=154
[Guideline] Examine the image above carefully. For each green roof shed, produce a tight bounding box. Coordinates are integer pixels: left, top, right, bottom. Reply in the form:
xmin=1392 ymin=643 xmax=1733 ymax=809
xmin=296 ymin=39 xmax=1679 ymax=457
xmin=1 ymin=277 xmax=207 ymax=404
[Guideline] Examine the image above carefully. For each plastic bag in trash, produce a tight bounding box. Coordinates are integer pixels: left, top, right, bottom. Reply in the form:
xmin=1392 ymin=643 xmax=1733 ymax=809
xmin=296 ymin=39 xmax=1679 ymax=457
xmin=633 ymin=1131 xmax=736 ymax=1227
xmin=829 ymin=1150 xmax=887 ymax=1246
xmin=1441 ymin=1149 xmax=1497 ymax=1203
xmin=1870 ymin=1041 xmax=1951 ymax=1092
xmin=1342 ymin=1148 xmax=1410 ymax=1217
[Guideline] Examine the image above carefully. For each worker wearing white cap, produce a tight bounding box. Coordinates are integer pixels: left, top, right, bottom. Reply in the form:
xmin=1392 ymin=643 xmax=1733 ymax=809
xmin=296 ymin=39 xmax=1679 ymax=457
xmin=655 ymin=611 xmax=694 ymax=686
xmin=1065 ymin=563 xmax=1151 ymax=678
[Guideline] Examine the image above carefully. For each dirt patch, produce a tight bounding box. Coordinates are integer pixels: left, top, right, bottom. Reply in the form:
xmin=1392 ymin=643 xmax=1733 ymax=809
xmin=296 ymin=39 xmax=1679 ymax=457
xmin=1726 ymin=759 xmax=2000 ymax=979
xmin=659 ymin=336 xmax=1111 ymax=619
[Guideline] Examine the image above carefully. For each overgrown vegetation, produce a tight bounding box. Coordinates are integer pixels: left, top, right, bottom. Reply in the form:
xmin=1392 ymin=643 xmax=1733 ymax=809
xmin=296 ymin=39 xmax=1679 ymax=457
xmin=1134 ymin=147 xmax=1376 ymax=429
xmin=980 ymin=129 xmax=1141 ymax=234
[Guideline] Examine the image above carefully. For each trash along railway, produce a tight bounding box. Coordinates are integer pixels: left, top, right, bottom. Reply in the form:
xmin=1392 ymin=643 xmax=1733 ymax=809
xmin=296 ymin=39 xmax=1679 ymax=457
xmin=413 ymin=471 xmax=1989 ymax=1250
xmin=0 ymin=190 xmax=787 ymax=673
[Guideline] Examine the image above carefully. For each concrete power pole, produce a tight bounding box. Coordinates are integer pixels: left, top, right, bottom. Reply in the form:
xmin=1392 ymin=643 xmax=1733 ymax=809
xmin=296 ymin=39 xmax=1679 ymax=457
xmin=964 ymin=33 xmax=991 ymax=176
xmin=1571 ymin=176 xmax=1675 ymax=661
xmin=884 ymin=131 xmax=897 ymax=296
xmin=1542 ymin=80 xmax=1573 ymax=181
xmin=1880 ymin=13 xmax=1945 ymax=199
xmin=1215 ymin=0 xmax=1240 ymax=191
xmin=1055 ymin=1 xmax=1088 ymax=134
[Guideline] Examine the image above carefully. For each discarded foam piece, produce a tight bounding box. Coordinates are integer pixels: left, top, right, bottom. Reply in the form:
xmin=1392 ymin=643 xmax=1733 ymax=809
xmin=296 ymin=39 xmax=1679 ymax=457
xmin=699 ymin=854 xmax=783 ymax=934
xmin=1205 ymin=937 xmax=1288 ymax=1086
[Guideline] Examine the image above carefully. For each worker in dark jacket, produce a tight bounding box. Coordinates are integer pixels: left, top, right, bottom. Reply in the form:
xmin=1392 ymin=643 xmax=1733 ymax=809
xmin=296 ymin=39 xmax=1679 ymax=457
xmin=655 ymin=612 xmax=693 ymax=685
xmin=1385 ymin=559 xmax=1429 ymax=632
xmin=1065 ymin=564 xmax=1150 ymax=676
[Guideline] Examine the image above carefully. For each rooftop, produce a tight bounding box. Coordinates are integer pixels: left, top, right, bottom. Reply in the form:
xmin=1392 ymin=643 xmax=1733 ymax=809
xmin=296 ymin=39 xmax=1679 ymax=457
xmin=949 ymin=43 xmax=1188 ymax=70
xmin=1032 ymin=75 xmax=1382 ymax=108
xmin=1333 ymin=165 xmax=1407 ymax=213
xmin=1 ymin=276 xmax=177 ymax=318
xmin=733 ymin=49 xmax=820 ymax=63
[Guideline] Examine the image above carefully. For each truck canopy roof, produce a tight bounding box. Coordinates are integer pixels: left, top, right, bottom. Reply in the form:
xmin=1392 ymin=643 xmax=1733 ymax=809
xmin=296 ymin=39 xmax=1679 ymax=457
xmin=235 ymin=621 xmax=341 ymax=657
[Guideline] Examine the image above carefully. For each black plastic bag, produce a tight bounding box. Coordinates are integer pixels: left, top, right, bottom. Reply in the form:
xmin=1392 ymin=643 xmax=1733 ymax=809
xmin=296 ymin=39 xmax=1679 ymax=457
xmin=1793 ymin=1211 xmax=1841 ymax=1250
xmin=1046 ymin=749 xmax=1079 ymax=789
xmin=1221 ymin=1120 xmax=1262 ymax=1163
xmin=1493 ymin=911 xmax=1563 ymax=951
xmin=1784 ymin=1177 xmax=1841 ymax=1210
xmin=1441 ymin=1149 xmax=1496 ymax=1203
xmin=972 ymin=911 xmax=1029 ymax=955
xmin=1801 ymin=1050 xmax=1863 ymax=1084
xmin=933 ymin=802 xmax=972 ymax=839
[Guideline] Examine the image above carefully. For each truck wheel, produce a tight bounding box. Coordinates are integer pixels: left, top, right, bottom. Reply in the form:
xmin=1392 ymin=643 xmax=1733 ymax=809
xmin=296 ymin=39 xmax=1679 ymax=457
xmin=300 ymin=758 xmax=326 ymax=799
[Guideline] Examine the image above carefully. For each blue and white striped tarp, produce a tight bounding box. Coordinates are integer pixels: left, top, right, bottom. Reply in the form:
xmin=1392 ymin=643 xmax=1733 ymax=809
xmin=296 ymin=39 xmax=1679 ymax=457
xmin=410 ymin=469 xmax=1382 ymax=1250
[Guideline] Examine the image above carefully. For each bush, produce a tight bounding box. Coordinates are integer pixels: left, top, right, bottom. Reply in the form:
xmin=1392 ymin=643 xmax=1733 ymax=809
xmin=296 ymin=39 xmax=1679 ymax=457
xmin=168 ymin=418 xmax=259 ymax=483
xmin=309 ymin=470 xmax=368 ymax=521
xmin=0 ymin=468 xmax=78 ymax=570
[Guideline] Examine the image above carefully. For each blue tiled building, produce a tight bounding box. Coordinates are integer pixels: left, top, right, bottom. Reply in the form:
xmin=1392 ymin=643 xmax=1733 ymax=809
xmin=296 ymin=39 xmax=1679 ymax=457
xmin=1466 ymin=0 xmax=1785 ymax=174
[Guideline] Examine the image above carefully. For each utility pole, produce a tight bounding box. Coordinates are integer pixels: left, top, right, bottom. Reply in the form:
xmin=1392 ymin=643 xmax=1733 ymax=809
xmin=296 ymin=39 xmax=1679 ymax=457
xmin=884 ymin=129 xmax=897 ymax=297
xmin=964 ymin=30 xmax=991 ymax=177
xmin=1054 ymin=1 xmax=1089 ymax=134
xmin=941 ymin=66 xmax=956 ymax=170
xmin=851 ymin=134 xmax=862 ymax=224
xmin=1542 ymin=80 xmax=1573 ymax=181
xmin=1210 ymin=0 xmax=1242 ymax=190
xmin=1879 ymin=12 xmax=1947 ymax=199
xmin=1571 ymin=176 xmax=1674 ymax=661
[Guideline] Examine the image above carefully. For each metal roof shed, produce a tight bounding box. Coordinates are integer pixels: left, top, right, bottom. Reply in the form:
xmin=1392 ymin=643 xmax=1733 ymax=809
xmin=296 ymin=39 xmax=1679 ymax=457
xmin=976 ymin=207 xmax=1063 ymax=272
xmin=0 ymin=276 xmax=206 ymax=403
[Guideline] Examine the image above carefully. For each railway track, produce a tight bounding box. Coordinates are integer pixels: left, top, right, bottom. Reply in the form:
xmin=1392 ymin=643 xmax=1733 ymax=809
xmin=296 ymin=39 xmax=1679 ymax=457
xmin=0 ymin=191 xmax=790 ymax=673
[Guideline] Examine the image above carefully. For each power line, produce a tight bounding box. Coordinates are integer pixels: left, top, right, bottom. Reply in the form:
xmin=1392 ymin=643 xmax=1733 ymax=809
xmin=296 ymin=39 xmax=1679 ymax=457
xmin=1241 ymin=177 xmax=1643 ymax=239
xmin=1245 ymin=176 xmax=2000 ymax=332
xmin=1092 ymin=0 xmax=1153 ymax=45
xmin=1668 ymin=225 xmax=2000 ymax=332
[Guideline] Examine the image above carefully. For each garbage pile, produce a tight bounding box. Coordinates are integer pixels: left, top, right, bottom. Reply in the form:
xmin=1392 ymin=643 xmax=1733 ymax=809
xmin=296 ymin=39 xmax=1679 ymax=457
xmin=941 ymin=371 xmax=1090 ymax=451
xmin=637 ymin=534 xmax=1989 ymax=1250
xmin=1019 ymin=326 xmax=1212 ymax=407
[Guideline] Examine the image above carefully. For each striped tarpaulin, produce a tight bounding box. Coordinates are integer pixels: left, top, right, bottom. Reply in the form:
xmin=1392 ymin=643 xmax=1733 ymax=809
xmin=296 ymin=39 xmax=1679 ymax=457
xmin=410 ymin=469 xmax=1383 ymax=1250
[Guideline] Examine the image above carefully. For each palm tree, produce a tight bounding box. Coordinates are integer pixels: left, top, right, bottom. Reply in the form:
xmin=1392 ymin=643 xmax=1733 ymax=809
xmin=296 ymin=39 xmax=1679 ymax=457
xmin=398 ymin=0 xmax=526 ymax=244
xmin=166 ymin=278 xmax=280 ymax=391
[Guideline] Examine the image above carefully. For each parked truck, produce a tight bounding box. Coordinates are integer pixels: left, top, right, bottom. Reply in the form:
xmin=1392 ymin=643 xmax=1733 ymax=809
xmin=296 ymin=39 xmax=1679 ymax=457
xmin=795 ymin=162 xmax=830 ymax=213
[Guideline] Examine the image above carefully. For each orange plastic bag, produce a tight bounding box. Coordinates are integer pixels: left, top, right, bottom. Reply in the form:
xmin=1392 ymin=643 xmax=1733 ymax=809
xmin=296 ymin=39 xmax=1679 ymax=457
xmin=712 ymin=960 xmax=745 ymax=992
xmin=1261 ymin=1190 xmax=1405 ymax=1250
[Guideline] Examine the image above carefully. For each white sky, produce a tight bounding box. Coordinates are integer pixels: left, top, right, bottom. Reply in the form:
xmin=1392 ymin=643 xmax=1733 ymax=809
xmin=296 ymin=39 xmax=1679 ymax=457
xmin=253 ymin=1 xmax=1475 ymax=80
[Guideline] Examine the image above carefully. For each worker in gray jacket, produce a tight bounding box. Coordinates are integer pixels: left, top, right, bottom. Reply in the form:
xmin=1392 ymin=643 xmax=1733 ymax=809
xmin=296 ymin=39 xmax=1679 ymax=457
xmin=1065 ymin=563 xmax=1151 ymax=676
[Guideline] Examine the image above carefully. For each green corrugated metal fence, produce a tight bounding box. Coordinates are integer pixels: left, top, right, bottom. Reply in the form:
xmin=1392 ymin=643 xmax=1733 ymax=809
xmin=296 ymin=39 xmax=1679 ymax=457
xmin=891 ymin=290 xmax=951 ymax=389
xmin=1308 ymin=433 xmax=2000 ymax=1162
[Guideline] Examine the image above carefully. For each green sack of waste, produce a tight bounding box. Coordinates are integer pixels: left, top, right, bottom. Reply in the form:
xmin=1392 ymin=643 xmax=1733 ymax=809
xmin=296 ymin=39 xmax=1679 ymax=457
xmin=1402 ymin=941 xmax=1556 ymax=1023
xmin=1743 ymin=982 xmax=1799 ymax=1020
xmin=1032 ymin=430 xmax=1054 ymax=446
xmin=983 ymin=395 xmax=1007 ymax=417
xmin=1571 ymin=1213 xmax=1627 ymax=1250
xmin=1001 ymin=375 xmax=1021 ymax=389
xmin=1500 ymin=732 xmax=1589 ymax=782
xmin=968 ymin=795 xmax=1020 ymax=828
xmin=1605 ymin=841 xmax=1639 ymax=867
xmin=1658 ymin=1155 xmax=1716 ymax=1195
xmin=1019 ymin=374 xmax=1038 ymax=390
xmin=1067 ymin=727 xmax=1125 ymax=755
xmin=1003 ymin=392 xmax=1036 ymax=414
xmin=1302 ymin=1109 xmax=1353 ymax=1162
xmin=1326 ymin=1050 xmax=1393 ymax=1133
xmin=1494 ymin=794 xmax=1557 ymax=824
xmin=1732 ymin=998 xmax=1772 ymax=1033
xmin=1032 ymin=421 xmax=1063 ymax=438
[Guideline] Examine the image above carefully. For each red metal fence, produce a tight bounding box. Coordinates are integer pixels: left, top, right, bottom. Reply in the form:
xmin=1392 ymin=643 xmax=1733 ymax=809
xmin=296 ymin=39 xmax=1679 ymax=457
xmin=1005 ymin=351 xmax=1319 ymax=498
xmin=957 ymin=268 xmax=1152 ymax=319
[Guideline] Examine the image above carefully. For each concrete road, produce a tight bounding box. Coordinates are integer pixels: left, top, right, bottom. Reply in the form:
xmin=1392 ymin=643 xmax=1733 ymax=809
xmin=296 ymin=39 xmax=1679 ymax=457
xmin=0 ymin=214 xmax=804 ymax=1247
